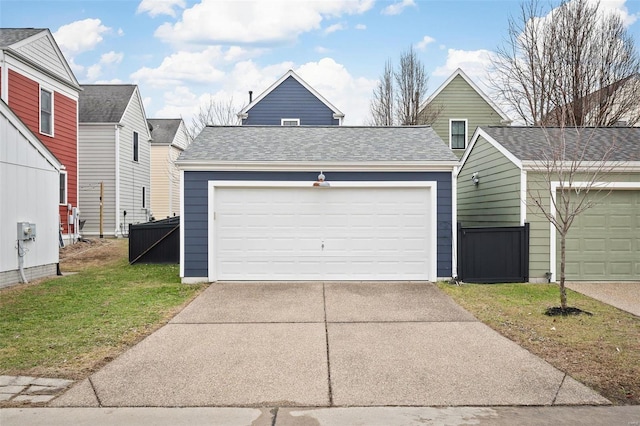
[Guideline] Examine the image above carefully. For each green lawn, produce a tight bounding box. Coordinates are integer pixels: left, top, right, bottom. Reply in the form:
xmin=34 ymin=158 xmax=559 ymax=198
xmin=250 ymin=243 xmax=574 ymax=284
xmin=438 ymin=282 xmax=640 ymax=405
xmin=0 ymin=258 xmax=205 ymax=379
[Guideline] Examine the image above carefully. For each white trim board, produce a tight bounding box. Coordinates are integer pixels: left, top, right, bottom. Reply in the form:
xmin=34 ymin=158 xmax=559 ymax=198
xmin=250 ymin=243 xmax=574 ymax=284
xmin=206 ymin=180 xmax=439 ymax=282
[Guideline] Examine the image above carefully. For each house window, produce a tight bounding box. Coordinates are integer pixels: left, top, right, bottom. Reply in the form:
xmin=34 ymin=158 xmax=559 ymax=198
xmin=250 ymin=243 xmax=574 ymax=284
xmin=40 ymin=88 xmax=53 ymax=135
xmin=142 ymin=186 xmax=146 ymax=208
xmin=133 ymin=131 xmax=139 ymax=162
xmin=59 ymin=171 xmax=67 ymax=205
xmin=450 ymin=119 xmax=467 ymax=149
xmin=281 ymin=118 xmax=300 ymax=126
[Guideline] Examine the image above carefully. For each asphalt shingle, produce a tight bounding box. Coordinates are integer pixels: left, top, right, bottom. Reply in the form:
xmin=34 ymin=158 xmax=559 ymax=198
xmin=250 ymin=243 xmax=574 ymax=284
xmin=481 ymin=126 xmax=640 ymax=162
xmin=179 ymin=125 xmax=457 ymax=163
xmin=79 ymin=85 xmax=137 ymax=123
xmin=148 ymin=119 xmax=181 ymax=144
xmin=0 ymin=28 xmax=45 ymax=47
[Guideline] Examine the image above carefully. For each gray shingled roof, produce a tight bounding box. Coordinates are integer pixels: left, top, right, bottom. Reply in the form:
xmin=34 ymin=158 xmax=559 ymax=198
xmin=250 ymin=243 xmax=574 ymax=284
xmin=148 ymin=119 xmax=181 ymax=144
xmin=179 ymin=125 xmax=457 ymax=163
xmin=79 ymin=85 xmax=136 ymax=123
xmin=481 ymin=126 xmax=640 ymax=162
xmin=0 ymin=28 xmax=45 ymax=48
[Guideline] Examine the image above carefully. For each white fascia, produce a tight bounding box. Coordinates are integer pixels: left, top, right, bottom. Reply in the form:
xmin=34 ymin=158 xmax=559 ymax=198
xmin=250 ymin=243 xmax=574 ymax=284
xmin=176 ymin=161 xmax=459 ymax=172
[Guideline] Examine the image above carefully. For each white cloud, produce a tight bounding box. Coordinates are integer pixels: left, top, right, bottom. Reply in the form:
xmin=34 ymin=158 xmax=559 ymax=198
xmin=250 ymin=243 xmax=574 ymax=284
xmin=355 ymin=23 xmax=367 ymax=30
xmin=150 ymin=58 xmax=375 ymax=127
xmin=586 ymin=0 xmax=639 ymax=26
xmin=381 ymin=0 xmax=416 ymax=16
xmin=130 ymin=47 xmax=230 ymax=87
xmin=415 ymin=35 xmax=435 ymax=51
xmin=84 ymin=51 xmax=124 ymax=82
xmin=432 ymin=49 xmax=495 ymax=92
xmin=154 ymin=0 xmax=374 ymax=45
xmin=296 ymin=57 xmax=377 ymax=125
xmin=137 ymin=0 xmax=186 ymax=17
xmin=53 ymin=19 xmax=110 ymax=56
xmin=324 ymin=23 xmax=345 ymax=35
xmin=101 ymin=51 xmax=124 ymax=65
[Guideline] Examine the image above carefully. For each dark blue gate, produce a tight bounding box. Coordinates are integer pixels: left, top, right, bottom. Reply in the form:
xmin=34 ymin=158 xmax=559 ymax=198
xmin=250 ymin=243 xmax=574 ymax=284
xmin=129 ymin=216 xmax=179 ymax=264
xmin=457 ymin=223 xmax=529 ymax=283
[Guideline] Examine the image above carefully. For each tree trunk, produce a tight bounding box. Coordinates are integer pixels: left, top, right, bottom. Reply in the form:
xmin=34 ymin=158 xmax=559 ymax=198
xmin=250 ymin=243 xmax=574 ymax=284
xmin=559 ymin=233 xmax=568 ymax=310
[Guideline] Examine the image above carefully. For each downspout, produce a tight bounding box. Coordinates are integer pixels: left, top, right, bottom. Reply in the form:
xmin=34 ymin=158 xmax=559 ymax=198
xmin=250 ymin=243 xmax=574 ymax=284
xmin=115 ymin=124 xmax=121 ymax=236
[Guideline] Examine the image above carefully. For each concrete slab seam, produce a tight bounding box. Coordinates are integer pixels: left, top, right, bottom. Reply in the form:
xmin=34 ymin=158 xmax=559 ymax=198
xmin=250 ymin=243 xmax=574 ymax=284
xmin=88 ymin=377 xmax=103 ymax=407
xmin=551 ymin=373 xmax=567 ymax=405
xmin=322 ymin=282 xmax=334 ymax=407
xmin=270 ymin=406 xmax=278 ymax=426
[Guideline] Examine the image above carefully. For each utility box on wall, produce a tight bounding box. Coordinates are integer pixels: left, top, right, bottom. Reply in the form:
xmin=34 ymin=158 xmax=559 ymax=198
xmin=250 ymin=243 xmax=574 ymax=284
xmin=17 ymin=222 xmax=36 ymax=241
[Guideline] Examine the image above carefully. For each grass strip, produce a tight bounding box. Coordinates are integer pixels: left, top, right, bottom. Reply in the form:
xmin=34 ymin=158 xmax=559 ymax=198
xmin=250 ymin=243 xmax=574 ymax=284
xmin=438 ymin=282 xmax=640 ymax=405
xmin=0 ymin=258 xmax=205 ymax=379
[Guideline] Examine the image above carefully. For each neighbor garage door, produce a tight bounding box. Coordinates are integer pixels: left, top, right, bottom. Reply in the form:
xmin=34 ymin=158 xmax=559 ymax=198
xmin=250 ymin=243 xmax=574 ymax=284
xmin=562 ymin=190 xmax=640 ymax=280
xmin=211 ymin=184 xmax=434 ymax=281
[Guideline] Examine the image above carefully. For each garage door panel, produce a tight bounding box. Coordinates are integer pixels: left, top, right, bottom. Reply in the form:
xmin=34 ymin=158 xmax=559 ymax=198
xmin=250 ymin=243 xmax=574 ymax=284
xmin=213 ymin=186 xmax=433 ymax=281
xmin=561 ymin=190 xmax=639 ymax=280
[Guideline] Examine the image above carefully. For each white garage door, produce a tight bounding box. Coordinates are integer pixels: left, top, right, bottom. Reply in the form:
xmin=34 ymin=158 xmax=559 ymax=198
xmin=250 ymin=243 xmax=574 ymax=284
xmin=210 ymin=184 xmax=435 ymax=281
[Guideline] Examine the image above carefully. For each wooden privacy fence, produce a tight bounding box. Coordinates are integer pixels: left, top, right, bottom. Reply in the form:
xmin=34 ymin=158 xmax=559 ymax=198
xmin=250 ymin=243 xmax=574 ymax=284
xmin=129 ymin=216 xmax=179 ymax=264
xmin=457 ymin=223 xmax=529 ymax=283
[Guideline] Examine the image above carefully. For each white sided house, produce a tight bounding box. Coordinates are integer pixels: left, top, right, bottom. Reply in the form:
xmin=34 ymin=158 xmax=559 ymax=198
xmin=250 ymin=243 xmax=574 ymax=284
xmin=148 ymin=118 xmax=190 ymax=219
xmin=1 ymin=99 xmax=61 ymax=288
xmin=78 ymin=85 xmax=152 ymax=237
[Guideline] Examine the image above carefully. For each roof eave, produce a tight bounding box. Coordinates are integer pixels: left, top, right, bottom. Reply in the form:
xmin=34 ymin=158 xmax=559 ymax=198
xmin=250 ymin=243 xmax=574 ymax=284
xmin=2 ymin=48 xmax=82 ymax=92
xmin=522 ymin=160 xmax=640 ymax=171
xmin=176 ymin=160 xmax=459 ymax=172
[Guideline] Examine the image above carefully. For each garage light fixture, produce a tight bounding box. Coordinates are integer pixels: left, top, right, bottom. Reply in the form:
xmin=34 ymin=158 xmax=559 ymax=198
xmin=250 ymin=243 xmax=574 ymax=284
xmin=313 ymin=171 xmax=330 ymax=187
xmin=471 ymin=172 xmax=480 ymax=186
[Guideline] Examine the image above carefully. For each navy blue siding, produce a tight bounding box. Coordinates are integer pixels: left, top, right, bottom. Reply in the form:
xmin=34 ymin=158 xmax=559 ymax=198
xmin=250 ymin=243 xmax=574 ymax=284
xmin=183 ymin=171 xmax=453 ymax=279
xmin=243 ymin=76 xmax=339 ymax=125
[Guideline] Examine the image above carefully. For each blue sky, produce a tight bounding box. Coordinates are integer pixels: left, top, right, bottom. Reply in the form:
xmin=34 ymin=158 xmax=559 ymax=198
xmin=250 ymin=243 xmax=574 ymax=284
xmin=2 ymin=0 xmax=640 ymax=126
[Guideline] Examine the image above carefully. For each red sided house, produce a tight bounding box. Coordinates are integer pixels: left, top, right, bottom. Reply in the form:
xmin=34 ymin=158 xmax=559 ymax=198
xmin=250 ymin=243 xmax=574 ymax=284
xmin=0 ymin=28 xmax=81 ymax=243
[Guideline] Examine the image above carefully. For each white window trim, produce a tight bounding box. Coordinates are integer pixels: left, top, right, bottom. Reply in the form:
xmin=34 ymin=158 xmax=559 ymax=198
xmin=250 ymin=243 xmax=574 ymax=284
xmin=281 ymin=118 xmax=300 ymax=126
xmin=40 ymin=86 xmax=54 ymax=137
xmin=59 ymin=170 xmax=67 ymax=206
xmin=133 ymin=131 xmax=139 ymax=162
xmin=449 ymin=118 xmax=468 ymax=150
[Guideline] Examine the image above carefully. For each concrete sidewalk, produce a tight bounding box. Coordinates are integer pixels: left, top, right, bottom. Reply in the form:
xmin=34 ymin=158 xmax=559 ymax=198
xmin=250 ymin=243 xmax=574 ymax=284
xmin=51 ymin=282 xmax=608 ymax=407
xmin=567 ymin=282 xmax=640 ymax=317
xmin=3 ymin=406 xmax=640 ymax=425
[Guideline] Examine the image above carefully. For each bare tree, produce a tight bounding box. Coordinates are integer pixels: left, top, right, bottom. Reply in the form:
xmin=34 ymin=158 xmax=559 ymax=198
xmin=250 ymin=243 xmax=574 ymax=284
xmin=395 ymin=46 xmax=428 ymax=125
xmin=369 ymin=60 xmax=394 ymax=126
xmin=186 ymin=96 xmax=242 ymax=140
xmin=527 ymin=128 xmax=617 ymax=311
xmin=368 ymin=46 xmax=432 ymax=126
xmin=491 ymin=0 xmax=640 ymax=127
xmin=491 ymin=0 xmax=636 ymax=311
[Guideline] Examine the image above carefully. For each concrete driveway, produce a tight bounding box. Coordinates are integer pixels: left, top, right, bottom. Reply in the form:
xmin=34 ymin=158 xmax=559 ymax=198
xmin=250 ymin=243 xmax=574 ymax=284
xmin=51 ymin=282 xmax=608 ymax=407
xmin=566 ymin=282 xmax=640 ymax=317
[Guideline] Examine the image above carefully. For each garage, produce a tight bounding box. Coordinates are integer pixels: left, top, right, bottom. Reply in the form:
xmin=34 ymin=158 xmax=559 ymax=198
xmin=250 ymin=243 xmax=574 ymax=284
xmin=177 ymin=126 xmax=459 ymax=283
xmin=563 ymin=190 xmax=640 ymax=281
xmin=210 ymin=183 xmax=436 ymax=281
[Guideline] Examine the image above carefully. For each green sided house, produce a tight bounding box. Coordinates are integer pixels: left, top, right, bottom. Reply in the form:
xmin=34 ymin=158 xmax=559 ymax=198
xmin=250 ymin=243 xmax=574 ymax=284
xmin=419 ymin=68 xmax=511 ymax=157
xmin=458 ymin=126 xmax=640 ymax=282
